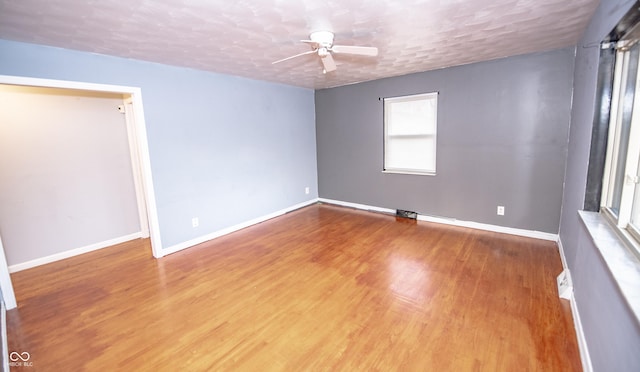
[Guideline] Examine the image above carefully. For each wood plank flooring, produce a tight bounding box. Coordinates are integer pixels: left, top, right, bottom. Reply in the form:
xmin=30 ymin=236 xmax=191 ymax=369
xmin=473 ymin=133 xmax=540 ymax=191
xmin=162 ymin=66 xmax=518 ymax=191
xmin=7 ymin=204 xmax=581 ymax=371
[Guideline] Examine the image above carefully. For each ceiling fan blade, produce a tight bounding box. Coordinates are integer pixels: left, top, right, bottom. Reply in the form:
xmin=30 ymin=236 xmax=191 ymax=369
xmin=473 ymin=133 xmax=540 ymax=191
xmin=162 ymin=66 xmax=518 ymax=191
xmin=301 ymin=39 xmax=320 ymax=48
xmin=321 ymin=52 xmax=337 ymax=73
xmin=272 ymin=50 xmax=316 ymax=65
xmin=332 ymin=45 xmax=379 ymax=57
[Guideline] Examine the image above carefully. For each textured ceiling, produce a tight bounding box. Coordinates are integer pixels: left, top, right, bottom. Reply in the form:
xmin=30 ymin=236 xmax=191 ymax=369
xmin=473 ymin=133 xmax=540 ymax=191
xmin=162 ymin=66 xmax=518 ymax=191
xmin=0 ymin=0 xmax=599 ymax=89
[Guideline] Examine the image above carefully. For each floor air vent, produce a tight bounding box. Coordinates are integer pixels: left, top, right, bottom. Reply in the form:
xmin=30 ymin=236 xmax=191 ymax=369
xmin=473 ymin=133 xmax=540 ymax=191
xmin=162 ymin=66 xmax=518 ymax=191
xmin=396 ymin=209 xmax=418 ymax=220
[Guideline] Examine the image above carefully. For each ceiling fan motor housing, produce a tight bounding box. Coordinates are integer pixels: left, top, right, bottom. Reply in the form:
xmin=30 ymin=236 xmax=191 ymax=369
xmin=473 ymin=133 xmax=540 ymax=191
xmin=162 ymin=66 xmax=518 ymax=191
xmin=318 ymin=47 xmax=329 ymax=57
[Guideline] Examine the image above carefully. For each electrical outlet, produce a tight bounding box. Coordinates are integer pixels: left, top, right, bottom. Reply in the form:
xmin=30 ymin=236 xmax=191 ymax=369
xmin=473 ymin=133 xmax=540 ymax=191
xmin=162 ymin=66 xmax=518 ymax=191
xmin=192 ymin=217 xmax=199 ymax=228
xmin=305 ymin=187 xmax=310 ymax=195
xmin=497 ymin=206 xmax=505 ymax=216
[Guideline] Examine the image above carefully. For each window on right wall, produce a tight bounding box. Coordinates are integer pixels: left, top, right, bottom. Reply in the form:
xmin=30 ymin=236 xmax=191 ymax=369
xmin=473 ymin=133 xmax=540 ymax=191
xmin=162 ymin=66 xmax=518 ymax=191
xmin=601 ymin=38 xmax=640 ymax=250
xmin=383 ymin=92 xmax=438 ymax=175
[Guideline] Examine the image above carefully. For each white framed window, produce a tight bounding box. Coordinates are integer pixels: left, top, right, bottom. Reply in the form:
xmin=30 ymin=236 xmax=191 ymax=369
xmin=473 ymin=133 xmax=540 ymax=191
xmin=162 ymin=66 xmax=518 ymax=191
xmin=601 ymin=41 xmax=640 ymax=252
xmin=383 ymin=92 xmax=438 ymax=175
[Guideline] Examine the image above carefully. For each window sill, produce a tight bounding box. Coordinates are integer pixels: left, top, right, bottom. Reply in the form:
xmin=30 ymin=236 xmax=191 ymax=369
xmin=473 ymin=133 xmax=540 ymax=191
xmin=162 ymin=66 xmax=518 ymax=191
xmin=578 ymin=211 xmax=640 ymax=323
xmin=382 ymin=170 xmax=436 ymax=176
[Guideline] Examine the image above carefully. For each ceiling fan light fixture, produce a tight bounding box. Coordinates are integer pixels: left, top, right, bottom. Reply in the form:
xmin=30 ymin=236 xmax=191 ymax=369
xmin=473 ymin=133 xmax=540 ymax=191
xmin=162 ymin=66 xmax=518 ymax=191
xmin=309 ymin=31 xmax=335 ymax=47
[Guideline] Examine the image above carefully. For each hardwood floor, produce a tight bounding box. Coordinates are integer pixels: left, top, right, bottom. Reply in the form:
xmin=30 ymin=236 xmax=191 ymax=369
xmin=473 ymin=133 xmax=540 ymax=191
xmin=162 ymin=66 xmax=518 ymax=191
xmin=7 ymin=204 xmax=581 ymax=371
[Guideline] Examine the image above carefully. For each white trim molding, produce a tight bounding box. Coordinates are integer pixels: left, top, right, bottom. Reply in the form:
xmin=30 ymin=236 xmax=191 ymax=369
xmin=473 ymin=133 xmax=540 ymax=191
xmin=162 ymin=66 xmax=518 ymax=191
xmin=1 ymin=292 xmax=8 ymax=371
xmin=318 ymin=198 xmax=559 ymax=241
xmin=417 ymin=214 xmax=558 ymax=241
xmin=0 ymin=236 xmax=16 ymax=310
xmin=568 ymin=291 xmax=593 ymax=372
xmin=160 ymin=199 xmax=319 ymax=257
xmin=557 ymin=238 xmax=593 ymax=372
xmin=0 ymin=75 xmax=138 ymax=95
xmin=8 ymin=232 xmax=143 ymax=273
xmin=318 ymin=198 xmax=396 ymax=215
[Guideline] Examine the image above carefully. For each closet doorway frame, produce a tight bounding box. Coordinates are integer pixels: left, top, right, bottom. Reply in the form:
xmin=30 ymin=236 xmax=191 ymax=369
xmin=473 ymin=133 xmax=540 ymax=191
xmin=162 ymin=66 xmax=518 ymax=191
xmin=0 ymin=75 xmax=163 ymax=309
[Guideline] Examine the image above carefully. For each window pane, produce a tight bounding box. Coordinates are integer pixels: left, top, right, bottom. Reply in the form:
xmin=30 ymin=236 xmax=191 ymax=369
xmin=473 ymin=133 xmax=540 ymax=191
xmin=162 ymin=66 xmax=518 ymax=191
xmin=612 ymin=44 xmax=640 ymax=214
xmin=385 ymin=137 xmax=435 ymax=172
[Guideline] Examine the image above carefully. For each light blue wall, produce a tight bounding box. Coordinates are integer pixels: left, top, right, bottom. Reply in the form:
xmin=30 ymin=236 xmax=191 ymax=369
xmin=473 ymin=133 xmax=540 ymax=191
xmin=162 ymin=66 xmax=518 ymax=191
xmin=0 ymin=39 xmax=318 ymax=250
xmin=559 ymin=0 xmax=640 ymax=370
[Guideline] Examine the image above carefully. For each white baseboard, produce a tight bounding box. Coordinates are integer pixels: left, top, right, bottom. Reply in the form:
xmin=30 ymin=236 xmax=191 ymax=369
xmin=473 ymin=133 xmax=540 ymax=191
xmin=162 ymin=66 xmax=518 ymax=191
xmin=318 ymin=198 xmax=558 ymax=241
xmin=8 ymin=232 xmax=143 ymax=273
xmin=160 ymin=199 xmax=319 ymax=257
xmin=557 ymin=238 xmax=592 ymax=372
xmin=569 ymin=291 xmax=593 ymax=372
xmin=417 ymin=214 xmax=558 ymax=241
xmin=318 ymin=198 xmax=396 ymax=215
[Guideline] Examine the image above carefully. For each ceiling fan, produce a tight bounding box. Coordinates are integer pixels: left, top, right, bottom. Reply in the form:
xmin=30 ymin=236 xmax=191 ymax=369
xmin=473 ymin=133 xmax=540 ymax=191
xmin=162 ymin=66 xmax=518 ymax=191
xmin=272 ymin=31 xmax=378 ymax=74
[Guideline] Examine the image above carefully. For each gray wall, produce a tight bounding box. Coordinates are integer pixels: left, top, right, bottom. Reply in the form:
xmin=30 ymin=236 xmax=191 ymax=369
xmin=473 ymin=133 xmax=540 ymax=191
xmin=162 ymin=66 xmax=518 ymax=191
xmin=0 ymin=39 xmax=318 ymax=252
xmin=316 ymin=48 xmax=575 ymax=233
xmin=559 ymin=0 xmax=640 ymax=370
xmin=0 ymin=86 xmax=140 ymax=265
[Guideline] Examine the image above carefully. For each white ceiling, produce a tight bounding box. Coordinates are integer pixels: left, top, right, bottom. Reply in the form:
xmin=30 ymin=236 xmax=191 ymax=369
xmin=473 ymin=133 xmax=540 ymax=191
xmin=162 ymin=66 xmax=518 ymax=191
xmin=0 ymin=0 xmax=600 ymax=90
